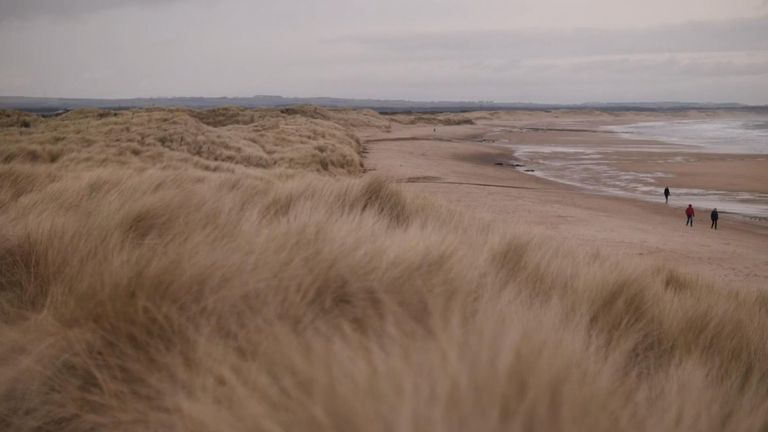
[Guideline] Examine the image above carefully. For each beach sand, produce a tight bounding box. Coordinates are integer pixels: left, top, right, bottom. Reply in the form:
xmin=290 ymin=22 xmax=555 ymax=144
xmin=362 ymin=111 xmax=768 ymax=290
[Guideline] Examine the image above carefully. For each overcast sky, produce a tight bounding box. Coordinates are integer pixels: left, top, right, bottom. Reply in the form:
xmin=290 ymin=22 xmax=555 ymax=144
xmin=1 ymin=0 xmax=767 ymax=103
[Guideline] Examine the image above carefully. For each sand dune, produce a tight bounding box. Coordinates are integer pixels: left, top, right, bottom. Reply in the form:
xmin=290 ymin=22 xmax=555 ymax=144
xmin=1 ymin=107 xmax=767 ymax=431
xmin=0 ymin=107 xmax=385 ymax=175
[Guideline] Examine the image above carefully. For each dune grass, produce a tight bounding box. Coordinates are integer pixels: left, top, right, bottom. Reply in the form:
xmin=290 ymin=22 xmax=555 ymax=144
xmin=1 ymin=107 xmax=767 ymax=431
xmin=0 ymin=107 xmax=384 ymax=174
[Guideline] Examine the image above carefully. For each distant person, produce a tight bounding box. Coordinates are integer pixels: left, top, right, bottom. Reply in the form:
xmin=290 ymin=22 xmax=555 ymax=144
xmin=711 ymin=208 xmax=719 ymax=230
xmin=664 ymin=186 xmax=670 ymax=204
xmin=685 ymin=204 xmax=695 ymax=227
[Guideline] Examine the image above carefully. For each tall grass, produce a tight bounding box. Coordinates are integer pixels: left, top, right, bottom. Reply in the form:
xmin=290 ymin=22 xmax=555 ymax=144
xmin=1 ymin=108 xmax=767 ymax=431
xmin=0 ymin=107 xmax=384 ymax=174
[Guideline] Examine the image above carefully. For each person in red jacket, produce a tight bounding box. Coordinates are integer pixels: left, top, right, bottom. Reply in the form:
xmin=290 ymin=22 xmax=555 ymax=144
xmin=685 ymin=204 xmax=695 ymax=227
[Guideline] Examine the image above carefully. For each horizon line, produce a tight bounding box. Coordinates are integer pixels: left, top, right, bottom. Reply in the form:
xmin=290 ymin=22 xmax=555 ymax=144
xmin=1 ymin=94 xmax=766 ymax=107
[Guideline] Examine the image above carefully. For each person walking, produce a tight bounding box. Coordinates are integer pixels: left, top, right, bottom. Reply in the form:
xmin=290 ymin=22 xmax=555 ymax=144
xmin=711 ymin=208 xmax=719 ymax=230
xmin=685 ymin=204 xmax=695 ymax=227
xmin=664 ymin=186 xmax=670 ymax=204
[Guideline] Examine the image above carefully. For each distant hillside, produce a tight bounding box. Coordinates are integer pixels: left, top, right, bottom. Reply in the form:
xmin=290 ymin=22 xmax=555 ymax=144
xmin=0 ymin=95 xmax=764 ymax=115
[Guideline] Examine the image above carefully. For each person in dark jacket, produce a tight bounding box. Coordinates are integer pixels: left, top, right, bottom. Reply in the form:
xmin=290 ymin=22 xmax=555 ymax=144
xmin=711 ymin=208 xmax=719 ymax=230
xmin=685 ymin=204 xmax=695 ymax=226
xmin=664 ymin=186 xmax=670 ymax=204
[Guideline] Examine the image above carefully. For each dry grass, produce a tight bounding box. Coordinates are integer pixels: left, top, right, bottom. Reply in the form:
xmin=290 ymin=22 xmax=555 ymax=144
xmin=1 ymin=107 xmax=767 ymax=431
xmin=0 ymin=106 xmax=384 ymax=174
xmin=0 ymin=110 xmax=40 ymax=129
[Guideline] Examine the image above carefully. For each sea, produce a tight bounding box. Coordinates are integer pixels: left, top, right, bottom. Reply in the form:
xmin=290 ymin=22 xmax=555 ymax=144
xmin=605 ymin=119 xmax=768 ymax=155
xmin=507 ymin=119 xmax=768 ymax=219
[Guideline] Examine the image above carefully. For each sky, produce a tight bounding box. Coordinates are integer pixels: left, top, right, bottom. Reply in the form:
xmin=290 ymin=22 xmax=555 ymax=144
xmin=1 ymin=0 xmax=767 ymax=103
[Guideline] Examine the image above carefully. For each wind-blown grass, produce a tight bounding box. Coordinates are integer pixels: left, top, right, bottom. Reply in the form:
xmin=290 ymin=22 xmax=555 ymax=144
xmin=0 ymin=107 xmax=383 ymax=174
xmin=1 ymin=107 xmax=767 ymax=431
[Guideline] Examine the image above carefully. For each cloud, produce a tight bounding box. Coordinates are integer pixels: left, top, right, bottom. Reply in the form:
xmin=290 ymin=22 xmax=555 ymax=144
xmin=516 ymin=52 xmax=768 ymax=80
xmin=0 ymin=0 xmax=181 ymax=21
xmin=0 ymin=1 xmax=765 ymax=103
xmin=346 ymin=16 xmax=768 ymax=61
xmin=321 ymin=16 xmax=768 ymax=103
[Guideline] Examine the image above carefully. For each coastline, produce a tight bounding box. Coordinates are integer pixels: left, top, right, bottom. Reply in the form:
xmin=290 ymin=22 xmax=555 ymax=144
xmin=484 ymin=114 xmax=768 ymax=219
xmin=362 ymin=111 xmax=768 ymax=290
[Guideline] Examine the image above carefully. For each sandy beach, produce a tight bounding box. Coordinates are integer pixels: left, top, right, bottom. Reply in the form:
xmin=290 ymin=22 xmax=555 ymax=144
xmin=362 ymin=110 xmax=768 ymax=290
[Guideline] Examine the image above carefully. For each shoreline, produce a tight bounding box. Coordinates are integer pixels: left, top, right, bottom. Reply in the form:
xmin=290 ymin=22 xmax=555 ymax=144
xmin=481 ymin=117 xmax=768 ymax=219
xmin=362 ymin=111 xmax=768 ymax=290
xmin=505 ymin=144 xmax=768 ymax=221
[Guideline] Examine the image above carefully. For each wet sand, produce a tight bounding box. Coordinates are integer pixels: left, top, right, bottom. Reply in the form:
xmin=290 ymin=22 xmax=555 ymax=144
xmin=361 ymin=111 xmax=768 ymax=290
xmin=617 ymin=157 xmax=768 ymax=193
